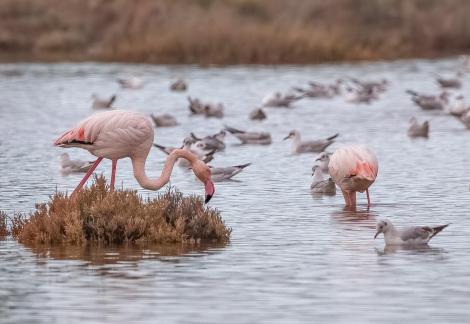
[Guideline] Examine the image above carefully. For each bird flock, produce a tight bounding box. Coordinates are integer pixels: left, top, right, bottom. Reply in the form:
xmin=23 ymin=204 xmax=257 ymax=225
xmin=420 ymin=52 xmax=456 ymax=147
xmin=57 ymin=63 xmax=470 ymax=247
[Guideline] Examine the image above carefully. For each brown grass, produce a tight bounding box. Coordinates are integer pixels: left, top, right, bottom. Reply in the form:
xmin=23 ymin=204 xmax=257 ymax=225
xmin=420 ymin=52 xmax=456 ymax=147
xmin=1 ymin=0 xmax=470 ymax=64
xmin=4 ymin=176 xmax=231 ymax=246
xmin=0 ymin=211 xmax=8 ymax=238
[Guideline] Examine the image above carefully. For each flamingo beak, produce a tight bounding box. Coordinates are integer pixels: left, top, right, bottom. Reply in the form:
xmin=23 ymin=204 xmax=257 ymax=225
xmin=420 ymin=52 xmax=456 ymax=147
xmin=204 ymin=180 xmax=215 ymax=204
xmin=283 ymin=135 xmax=290 ymax=140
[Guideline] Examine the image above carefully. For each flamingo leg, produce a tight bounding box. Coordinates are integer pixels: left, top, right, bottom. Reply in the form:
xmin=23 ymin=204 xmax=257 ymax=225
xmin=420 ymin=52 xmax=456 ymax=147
xmin=366 ymin=189 xmax=371 ymax=207
xmin=341 ymin=190 xmax=351 ymax=206
xmin=110 ymin=159 xmax=117 ymax=192
xmin=349 ymin=191 xmax=357 ymax=207
xmin=71 ymin=157 xmax=103 ymax=197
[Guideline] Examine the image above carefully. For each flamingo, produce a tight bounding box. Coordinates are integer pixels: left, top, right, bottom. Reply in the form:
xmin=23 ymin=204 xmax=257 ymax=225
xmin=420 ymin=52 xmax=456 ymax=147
xmin=328 ymin=145 xmax=378 ymax=208
xmin=54 ymin=110 xmax=215 ymax=203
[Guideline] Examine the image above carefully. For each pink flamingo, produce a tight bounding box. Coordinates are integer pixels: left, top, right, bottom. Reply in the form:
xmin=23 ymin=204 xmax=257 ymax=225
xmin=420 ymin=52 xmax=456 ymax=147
xmin=328 ymin=145 xmax=378 ymax=208
xmin=54 ymin=110 xmax=215 ymax=203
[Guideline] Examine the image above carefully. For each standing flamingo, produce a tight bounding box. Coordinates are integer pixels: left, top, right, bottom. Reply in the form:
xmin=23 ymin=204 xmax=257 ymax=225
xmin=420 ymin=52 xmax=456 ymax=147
xmin=54 ymin=110 xmax=215 ymax=203
xmin=328 ymin=145 xmax=378 ymax=207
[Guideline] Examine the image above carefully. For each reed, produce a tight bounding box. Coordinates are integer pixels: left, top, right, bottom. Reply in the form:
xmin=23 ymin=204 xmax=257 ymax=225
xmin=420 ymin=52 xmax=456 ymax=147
xmin=5 ymin=176 xmax=231 ymax=245
xmin=1 ymin=0 xmax=470 ymax=64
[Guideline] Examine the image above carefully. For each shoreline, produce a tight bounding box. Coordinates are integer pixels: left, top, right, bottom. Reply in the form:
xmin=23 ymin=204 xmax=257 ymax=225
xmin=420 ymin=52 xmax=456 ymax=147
xmin=0 ymin=52 xmax=467 ymax=67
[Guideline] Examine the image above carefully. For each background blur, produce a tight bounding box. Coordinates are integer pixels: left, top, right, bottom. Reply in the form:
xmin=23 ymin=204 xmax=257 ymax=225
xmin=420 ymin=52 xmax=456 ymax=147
xmin=2 ymin=0 xmax=470 ymax=64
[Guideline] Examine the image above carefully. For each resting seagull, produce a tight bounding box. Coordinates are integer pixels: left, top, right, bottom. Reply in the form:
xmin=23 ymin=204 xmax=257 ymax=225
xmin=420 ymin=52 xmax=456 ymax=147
xmin=209 ymin=163 xmax=251 ymax=182
xmin=284 ymin=130 xmax=338 ymax=154
xmin=59 ymin=153 xmax=93 ymax=174
xmin=225 ymin=126 xmax=272 ymax=145
xmin=407 ymin=117 xmax=429 ymax=138
xmin=374 ymin=219 xmax=449 ymax=245
xmin=310 ymin=165 xmax=336 ymax=195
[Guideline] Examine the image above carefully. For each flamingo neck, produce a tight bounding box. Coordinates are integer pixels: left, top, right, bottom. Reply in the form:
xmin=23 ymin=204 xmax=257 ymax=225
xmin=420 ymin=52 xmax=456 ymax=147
xmin=132 ymin=149 xmax=197 ymax=190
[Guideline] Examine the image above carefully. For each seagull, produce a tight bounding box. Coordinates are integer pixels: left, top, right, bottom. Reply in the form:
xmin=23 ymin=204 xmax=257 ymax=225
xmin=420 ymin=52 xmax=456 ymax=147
xmin=351 ymin=78 xmax=388 ymax=93
xmin=91 ymin=94 xmax=116 ymax=109
xmin=310 ymin=165 xmax=336 ymax=195
xmin=445 ymin=95 xmax=469 ymax=117
xmin=209 ymin=163 xmax=251 ymax=182
xmin=117 ymin=77 xmax=144 ymax=89
xmin=294 ymin=80 xmax=342 ymax=99
xmin=407 ymin=117 xmax=429 ymax=138
xmin=314 ymin=151 xmax=331 ymax=174
xmin=436 ymin=74 xmax=462 ymax=89
xmin=283 ymin=130 xmax=338 ymax=154
xmin=262 ymin=92 xmax=302 ymax=107
xmin=150 ymin=114 xmax=179 ymax=127
xmin=249 ymin=108 xmax=267 ymax=120
xmin=190 ymin=130 xmax=226 ymax=151
xmin=187 ymin=97 xmax=224 ymax=118
xmin=203 ymin=103 xmax=224 ymax=118
xmin=344 ymin=87 xmax=377 ymax=104
xmin=406 ymin=90 xmax=448 ymax=110
xmin=374 ymin=219 xmax=449 ymax=245
xmin=225 ymin=125 xmax=272 ymax=145
xmin=170 ymin=79 xmax=187 ymax=91
xmin=188 ymin=96 xmax=205 ymax=115
xmin=59 ymin=153 xmax=93 ymax=174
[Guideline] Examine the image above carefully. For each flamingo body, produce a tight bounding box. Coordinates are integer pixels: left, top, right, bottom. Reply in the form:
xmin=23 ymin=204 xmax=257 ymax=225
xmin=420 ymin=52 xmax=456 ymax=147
xmin=329 ymin=145 xmax=378 ymax=207
xmin=55 ymin=110 xmax=154 ymax=160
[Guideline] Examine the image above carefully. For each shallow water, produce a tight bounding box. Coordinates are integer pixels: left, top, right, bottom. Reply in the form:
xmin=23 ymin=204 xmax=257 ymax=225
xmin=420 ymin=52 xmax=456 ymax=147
xmin=1 ymin=59 xmax=469 ymax=323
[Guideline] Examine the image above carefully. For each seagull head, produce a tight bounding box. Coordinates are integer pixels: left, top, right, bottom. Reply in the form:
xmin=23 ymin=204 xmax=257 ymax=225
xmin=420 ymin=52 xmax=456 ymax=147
xmin=374 ymin=219 xmax=391 ymax=239
xmin=315 ymin=152 xmax=329 ymax=162
xmin=283 ymin=130 xmax=297 ymax=140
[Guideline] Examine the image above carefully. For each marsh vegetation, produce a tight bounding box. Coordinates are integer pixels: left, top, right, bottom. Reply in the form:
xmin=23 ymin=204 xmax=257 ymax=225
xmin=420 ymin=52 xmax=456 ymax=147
xmin=0 ymin=176 xmax=231 ymax=246
xmin=1 ymin=0 xmax=470 ymax=64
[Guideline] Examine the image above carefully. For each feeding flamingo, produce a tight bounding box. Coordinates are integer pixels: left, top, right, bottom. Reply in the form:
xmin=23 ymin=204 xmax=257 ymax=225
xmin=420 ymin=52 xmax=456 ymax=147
xmin=328 ymin=145 xmax=378 ymax=208
xmin=54 ymin=110 xmax=215 ymax=203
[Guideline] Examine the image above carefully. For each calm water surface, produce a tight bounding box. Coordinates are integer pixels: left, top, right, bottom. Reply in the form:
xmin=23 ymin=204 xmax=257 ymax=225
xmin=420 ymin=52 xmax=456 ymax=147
xmin=0 ymin=60 xmax=469 ymax=323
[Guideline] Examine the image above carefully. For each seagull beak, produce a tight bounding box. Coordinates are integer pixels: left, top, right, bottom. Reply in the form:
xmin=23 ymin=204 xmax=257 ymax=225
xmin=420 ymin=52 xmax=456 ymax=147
xmin=374 ymin=229 xmax=381 ymax=239
xmin=204 ymin=180 xmax=215 ymax=204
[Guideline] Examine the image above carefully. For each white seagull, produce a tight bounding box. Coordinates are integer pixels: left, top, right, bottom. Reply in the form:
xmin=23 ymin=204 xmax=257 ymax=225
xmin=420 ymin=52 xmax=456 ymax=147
xmin=59 ymin=153 xmax=94 ymax=174
xmin=374 ymin=219 xmax=449 ymax=245
xmin=310 ymin=165 xmax=336 ymax=195
xmin=209 ymin=163 xmax=251 ymax=182
xmin=284 ymin=130 xmax=338 ymax=154
xmin=225 ymin=126 xmax=272 ymax=145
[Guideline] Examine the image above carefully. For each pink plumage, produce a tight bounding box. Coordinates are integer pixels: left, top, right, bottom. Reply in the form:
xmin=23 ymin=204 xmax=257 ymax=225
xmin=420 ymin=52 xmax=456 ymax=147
xmin=329 ymin=145 xmax=378 ymax=207
xmin=55 ymin=110 xmax=154 ymax=160
xmin=54 ymin=110 xmax=215 ymax=203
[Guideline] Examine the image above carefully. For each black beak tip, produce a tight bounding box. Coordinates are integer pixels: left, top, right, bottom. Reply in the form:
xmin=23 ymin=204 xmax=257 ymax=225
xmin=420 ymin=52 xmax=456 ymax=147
xmin=205 ymin=194 xmax=213 ymax=204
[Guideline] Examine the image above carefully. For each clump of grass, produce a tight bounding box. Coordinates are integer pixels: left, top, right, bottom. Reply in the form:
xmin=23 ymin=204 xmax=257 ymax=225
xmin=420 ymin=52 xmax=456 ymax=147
xmin=0 ymin=211 xmax=8 ymax=238
xmin=9 ymin=175 xmax=231 ymax=246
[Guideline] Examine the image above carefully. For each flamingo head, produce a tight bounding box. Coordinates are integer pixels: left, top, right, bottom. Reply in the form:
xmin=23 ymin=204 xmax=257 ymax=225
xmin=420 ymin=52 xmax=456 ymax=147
xmin=191 ymin=159 xmax=215 ymax=204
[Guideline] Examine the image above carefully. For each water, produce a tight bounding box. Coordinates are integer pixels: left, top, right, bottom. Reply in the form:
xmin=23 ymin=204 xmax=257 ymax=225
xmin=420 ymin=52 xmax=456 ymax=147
xmin=1 ymin=59 xmax=469 ymax=323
